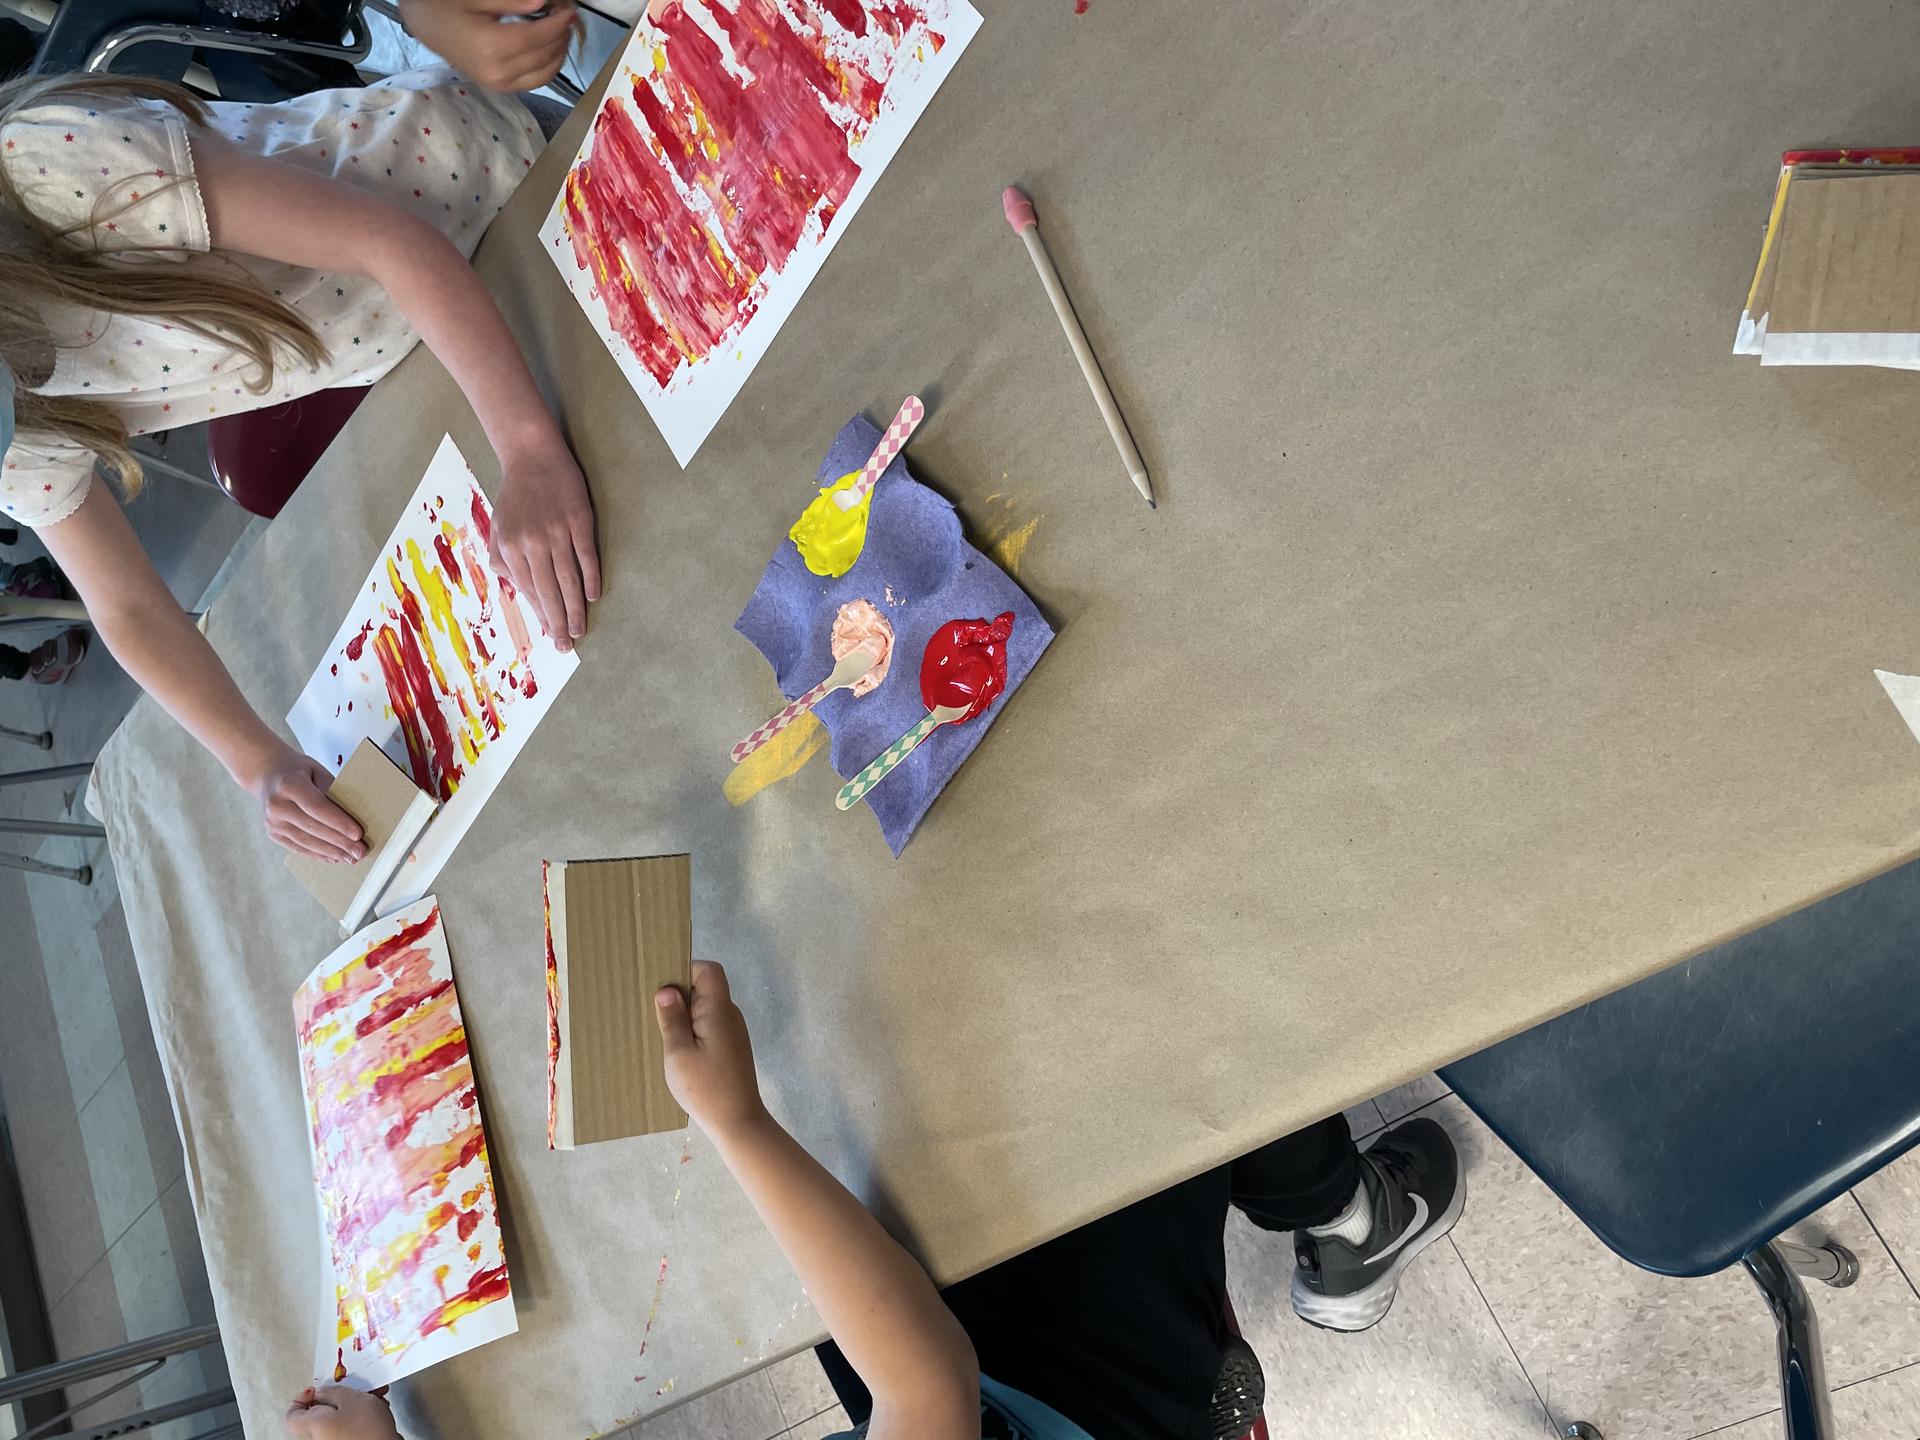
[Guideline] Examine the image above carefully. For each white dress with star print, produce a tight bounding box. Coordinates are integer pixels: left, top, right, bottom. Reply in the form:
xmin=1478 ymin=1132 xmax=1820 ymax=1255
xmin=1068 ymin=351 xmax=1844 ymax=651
xmin=0 ymin=68 xmax=543 ymax=528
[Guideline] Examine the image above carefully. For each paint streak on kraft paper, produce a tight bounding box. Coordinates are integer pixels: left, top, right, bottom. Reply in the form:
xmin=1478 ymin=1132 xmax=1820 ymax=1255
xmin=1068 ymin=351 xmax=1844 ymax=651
xmin=723 ymin=710 xmax=830 ymax=804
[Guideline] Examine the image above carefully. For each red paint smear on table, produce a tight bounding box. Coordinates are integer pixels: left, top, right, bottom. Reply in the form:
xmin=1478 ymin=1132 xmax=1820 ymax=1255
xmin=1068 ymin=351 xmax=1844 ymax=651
xmin=920 ymin=611 xmax=1014 ymax=720
xmin=558 ymin=0 xmax=935 ymax=386
xmin=636 ymin=1254 xmax=670 ymax=1359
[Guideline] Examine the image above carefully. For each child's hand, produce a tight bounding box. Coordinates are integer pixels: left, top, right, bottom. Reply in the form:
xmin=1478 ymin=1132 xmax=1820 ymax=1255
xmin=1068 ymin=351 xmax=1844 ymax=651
xmin=284 ymin=1386 xmax=401 ymax=1440
xmin=250 ymin=747 xmax=366 ymax=864
xmin=655 ymin=961 xmax=768 ymax=1137
xmin=396 ymin=0 xmax=576 ymax=92
xmin=490 ymin=443 xmax=601 ymax=655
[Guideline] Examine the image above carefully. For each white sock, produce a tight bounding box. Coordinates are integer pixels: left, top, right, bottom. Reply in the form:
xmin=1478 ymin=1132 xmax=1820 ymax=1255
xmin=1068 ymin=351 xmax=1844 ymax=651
xmin=1306 ymin=1184 xmax=1374 ymax=1247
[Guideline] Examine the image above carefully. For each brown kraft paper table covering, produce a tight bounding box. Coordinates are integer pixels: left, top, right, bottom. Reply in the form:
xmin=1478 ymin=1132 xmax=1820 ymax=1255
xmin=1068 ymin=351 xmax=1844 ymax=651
xmin=91 ymin=2 xmax=1920 ymax=1434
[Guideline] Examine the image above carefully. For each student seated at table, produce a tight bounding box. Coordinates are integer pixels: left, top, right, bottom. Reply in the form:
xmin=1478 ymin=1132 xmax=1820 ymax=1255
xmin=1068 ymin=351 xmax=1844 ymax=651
xmin=285 ymin=963 xmax=1463 ymax=1440
xmin=0 ymin=66 xmax=598 ymax=865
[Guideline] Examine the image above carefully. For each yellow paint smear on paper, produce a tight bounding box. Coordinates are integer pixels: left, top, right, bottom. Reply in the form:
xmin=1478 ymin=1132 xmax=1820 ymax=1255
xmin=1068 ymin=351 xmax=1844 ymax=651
xmin=723 ymin=712 xmax=829 ymax=806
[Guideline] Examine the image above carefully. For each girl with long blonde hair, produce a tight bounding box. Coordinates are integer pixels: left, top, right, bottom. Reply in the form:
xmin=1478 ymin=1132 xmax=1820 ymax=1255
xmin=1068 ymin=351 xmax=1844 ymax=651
xmin=0 ymin=63 xmax=599 ymax=862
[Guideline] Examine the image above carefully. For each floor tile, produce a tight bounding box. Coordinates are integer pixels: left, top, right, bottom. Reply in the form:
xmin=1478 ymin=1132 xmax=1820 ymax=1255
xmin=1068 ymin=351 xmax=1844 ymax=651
xmin=1344 ymin=1100 xmax=1386 ymax=1141
xmin=157 ymin=1177 xmax=216 ymax=1330
xmin=1223 ymin=1213 xmax=1555 ymax=1439
xmin=76 ymin=1062 xmax=158 ymax=1246
xmin=1434 ymin=1097 xmax=1920 ymax=1440
xmin=17 ymin=1126 xmax=106 ymax=1308
xmin=106 ymin=1200 xmax=190 ymax=1349
xmin=1854 ymin=1148 xmax=1920 ymax=1299
xmin=136 ymin=1348 xmax=212 ymax=1427
xmin=0 ymin=877 xmax=76 ymax=1168
xmin=1373 ymin=1074 xmax=1451 ymax=1124
xmin=779 ymin=1406 xmax=853 ymax=1439
xmin=1702 ymin=1360 xmax=1920 ymax=1440
xmin=626 ymin=1373 xmax=787 ymax=1439
xmin=29 ymin=873 xmax=122 ymax=1111
xmin=47 ymin=1256 xmax=135 ymax=1427
xmin=765 ymin=1351 xmax=838 ymax=1428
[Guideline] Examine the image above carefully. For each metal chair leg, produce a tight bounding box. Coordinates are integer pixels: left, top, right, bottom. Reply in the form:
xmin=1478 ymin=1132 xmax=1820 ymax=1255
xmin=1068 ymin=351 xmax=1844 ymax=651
xmin=1775 ymin=1238 xmax=1860 ymax=1289
xmin=0 ymin=722 xmax=53 ymax=750
xmin=0 ymin=853 xmax=92 ymax=884
xmin=1743 ymin=1240 xmax=1838 ymax=1440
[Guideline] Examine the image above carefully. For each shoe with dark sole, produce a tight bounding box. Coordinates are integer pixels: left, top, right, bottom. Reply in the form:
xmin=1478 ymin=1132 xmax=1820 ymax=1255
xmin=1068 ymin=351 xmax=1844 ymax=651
xmin=26 ymin=629 xmax=87 ymax=685
xmin=1291 ymin=1116 xmax=1463 ymax=1332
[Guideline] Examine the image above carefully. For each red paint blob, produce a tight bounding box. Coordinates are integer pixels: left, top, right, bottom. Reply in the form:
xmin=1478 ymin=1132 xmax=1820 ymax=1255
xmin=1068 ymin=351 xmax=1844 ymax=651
xmin=432 ymin=532 xmax=465 ymax=591
xmin=919 ymin=611 xmax=1014 ymax=720
xmin=344 ymin=619 xmax=374 ymax=662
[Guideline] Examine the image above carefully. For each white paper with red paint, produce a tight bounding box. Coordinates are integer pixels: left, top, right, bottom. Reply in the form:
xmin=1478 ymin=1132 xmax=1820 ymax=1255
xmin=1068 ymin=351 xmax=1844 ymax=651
xmin=538 ymin=0 xmax=983 ymax=467
xmin=287 ymin=436 xmax=580 ymax=914
xmin=294 ymin=897 xmax=517 ymax=1387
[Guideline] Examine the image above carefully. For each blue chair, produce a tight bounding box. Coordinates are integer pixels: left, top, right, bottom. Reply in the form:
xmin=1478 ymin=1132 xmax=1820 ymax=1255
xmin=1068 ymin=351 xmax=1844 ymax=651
xmin=1441 ymin=860 xmax=1920 ymax=1440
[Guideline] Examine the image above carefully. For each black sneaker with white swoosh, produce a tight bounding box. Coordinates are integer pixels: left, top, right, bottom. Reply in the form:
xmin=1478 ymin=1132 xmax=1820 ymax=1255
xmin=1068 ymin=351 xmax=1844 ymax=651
xmin=1290 ymin=1117 xmax=1464 ymax=1332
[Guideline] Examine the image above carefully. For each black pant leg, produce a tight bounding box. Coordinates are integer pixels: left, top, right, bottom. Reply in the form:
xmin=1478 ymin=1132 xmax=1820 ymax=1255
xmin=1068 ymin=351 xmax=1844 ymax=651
xmin=820 ymin=1168 xmax=1232 ymax=1440
xmin=0 ymin=645 xmax=29 ymax=682
xmin=1228 ymin=1112 xmax=1361 ymax=1233
xmin=814 ymin=1114 xmax=1362 ymax=1440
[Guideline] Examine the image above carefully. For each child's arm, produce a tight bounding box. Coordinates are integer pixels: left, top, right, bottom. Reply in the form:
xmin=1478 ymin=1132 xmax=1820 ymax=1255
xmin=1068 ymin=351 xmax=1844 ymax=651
xmin=38 ymin=485 xmax=365 ymax=863
xmin=190 ymin=129 xmax=601 ymax=652
xmin=656 ymin=964 xmax=979 ymax=1440
xmin=284 ymin=1386 xmax=401 ymax=1439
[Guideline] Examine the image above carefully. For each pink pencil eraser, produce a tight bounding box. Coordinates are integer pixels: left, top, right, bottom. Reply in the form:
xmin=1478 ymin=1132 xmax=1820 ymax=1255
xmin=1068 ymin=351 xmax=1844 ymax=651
xmin=1002 ymin=186 xmax=1037 ymax=233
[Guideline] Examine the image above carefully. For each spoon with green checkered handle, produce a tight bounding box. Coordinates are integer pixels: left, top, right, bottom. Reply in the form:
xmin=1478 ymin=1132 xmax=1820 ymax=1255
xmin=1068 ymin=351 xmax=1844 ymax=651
xmin=835 ymin=703 xmax=969 ymax=811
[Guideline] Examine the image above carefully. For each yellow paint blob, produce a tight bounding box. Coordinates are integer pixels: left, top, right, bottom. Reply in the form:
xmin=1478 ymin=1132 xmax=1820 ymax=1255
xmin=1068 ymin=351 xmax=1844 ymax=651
xmin=723 ymin=712 xmax=829 ymax=806
xmin=788 ymin=470 xmax=870 ymax=577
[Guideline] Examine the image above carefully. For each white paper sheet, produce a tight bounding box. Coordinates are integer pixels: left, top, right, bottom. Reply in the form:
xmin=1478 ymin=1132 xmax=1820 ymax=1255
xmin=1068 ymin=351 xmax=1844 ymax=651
xmin=287 ymin=436 xmax=580 ymax=912
xmin=1875 ymin=669 xmax=1920 ymax=744
xmin=295 ymin=898 xmax=517 ymax=1388
xmin=538 ymin=0 xmax=983 ymax=466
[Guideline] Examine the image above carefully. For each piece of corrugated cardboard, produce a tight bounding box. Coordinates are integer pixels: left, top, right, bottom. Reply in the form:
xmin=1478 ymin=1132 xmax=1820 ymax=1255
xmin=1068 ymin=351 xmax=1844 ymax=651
xmin=284 ymin=739 xmax=433 ymax=929
xmin=1769 ymin=173 xmax=1920 ymax=333
xmin=557 ymin=856 xmax=690 ymax=1142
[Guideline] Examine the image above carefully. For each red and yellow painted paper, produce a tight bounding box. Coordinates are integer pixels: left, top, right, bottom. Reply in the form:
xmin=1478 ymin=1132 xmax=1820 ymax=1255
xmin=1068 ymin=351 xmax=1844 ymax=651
xmin=294 ymin=897 xmax=517 ymax=1387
